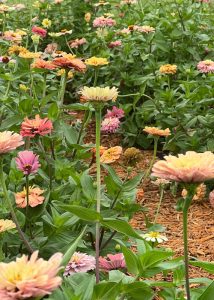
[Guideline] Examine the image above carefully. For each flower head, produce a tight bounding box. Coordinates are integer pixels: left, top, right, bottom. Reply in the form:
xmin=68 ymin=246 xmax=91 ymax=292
xmin=19 ymin=51 xmax=41 ymax=59
xmin=53 ymin=57 xmax=86 ymax=72
xmin=143 ymin=126 xmax=170 ymax=137
xmin=15 ymin=186 xmax=45 ymax=208
xmin=31 ymin=59 xmax=56 ymax=70
xmin=105 ymin=106 xmax=124 ymax=119
xmin=0 ymin=131 xmax=24 ymax=154
xmin=182 ymin=183 xmax=206 ymax=202
xmin=152 ymin=151 xmax=214 ymax=183
xmin=159 ymin=64 xmax=177 ymax=75
xmin=85 ymin=56 xmax=109 ymax=67
xmin=101 ymin=117 xmax=120 ymax=133
xmin=142 ymin=231 xmax=168 ymax=243
xmin=15 ymin=150 xmax=40 ymax=175
xmin=93 ymin=16 xmax=116 ymax=28
xmin=64 ymin=252 xmax=95 ymax=276
xmin=42 ymin=18 xmax=52 ymax=28
xmin=209 ymin=190 xmax=214 ymax=208
xmin=8 ymin=45 xmax=28 ymax=56
xmin=152 ymin=178 xmax=170 ymax=186
xmin=108 ymin=40 xmax=122 ymax=48
xmin=99 ymin=253 xmax=126 ymax=271
xmin=100 ymin=146 xmax=122 ymax=164
xmin=197 ymin=60 xmax=214 ymax=73
xmin=69 ymin=38 xmax=87 ymax=49
xmin=0 ymin=219 xmax=16 ymax=233
xmin=0 ymin=251 xmax=62 ymax=299
xmin=133 ymin=25 xmax=155 ymax=33
xmin=32 ymin=26 xmax=47 ymax=38
xmin=85 ymin=12 xmax=91 ymax=23
xmin=20 ymin=114 xmax=53 ymax=137
xmin=123 ymin=147 xmax=142 ymax=165
xmin=79 ymin=86 xmax=118 ymax=103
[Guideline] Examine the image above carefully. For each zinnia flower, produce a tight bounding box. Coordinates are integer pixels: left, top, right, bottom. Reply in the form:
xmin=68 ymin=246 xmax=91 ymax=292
xmin=99 ymin=253 xmax=126 ymax=271
xmin=182 ymin=183 xmax=206 ymax=202
xmin=124 ymin=147 xmax=142 ymax=165
xmin=133 ymin=25 xmax=155 ymax=33
xmin=100 ymin=146 xmax=122 ymax=164
xmin=31 ymin=59 xmax=56 ymax=70
xmin=20 ymin=114 xmax=53 ymax=137
xmin=159 ymin=64 xmax=177 ymax=74
xmin=209 ymin=190 xmax=214 ymax=208
xmin=93 ymin=16 xmax=116 ymax=28
xmin=101 ymin=117 xmax=120 ymax=133
xmin=15 ymin=186 xmax=45 ymax=208
xmin=53 ymin=57 xmax=86 ymax=72
xmin=68 ymin=38 xmax=87 ymax=49
xmin=64 ymin=252 xmax=95 ymax=276
xmin=32 ymin=26 xmax=47 ymax=38
xmin=8 ymin=45 xmax=28 ymax=56
xmin=105 ymin=106 xmax=124 ymax=119
xmin=85 ymin=12 xmax=91 ymax=23
xmin=0 ymin=251 xmax=62 ymax=299
xmin=142 ymin=232 xmax=168 ymax=243
xmin=0 ymin=219 xmax=16 ymax=233
xmin=42 ymin=18 xmax=52 ymax=28
xmin=152 ymin=151 xmax=214 ymax=183
xmin=85 ymin=56 xmax=109 ymax=67
xmin=143 ymin=126 xmax=171 ymax=137
xmin=19 ymin=51 xmax=41 ymax=59
xmin=79 ymin=86 xmax=118 ymax=103
xmin=0 ymin=131 xmax=24 ymax=154
xmin=15 ymin=150 xmax=40 ymax=175
xmin=197 ymin=60 xmax=214 ymax=73
xmin=108 ymin=40 xmax=122 ymax=48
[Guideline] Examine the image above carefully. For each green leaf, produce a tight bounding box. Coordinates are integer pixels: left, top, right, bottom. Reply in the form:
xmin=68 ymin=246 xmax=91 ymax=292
xmin=48 ymin=102 xmax=59 ymax=120
xmin=92 ymin=282 xmax=121 ymax=300
xmin=61 ymin=122 xmax=78 ymax=145
xmin=140 ymin=250 xmax=173 ymax=270
xmin=190 ymin=261 xmax=214 ymax=274
xmin=1 ymin=115 xmax=23 ymax=130
xmin=102 ymin=164 xmax=123 ymax=187
xmin=61 ymin=205 xmax=102 ymax=222
xmin=122 ymin=245 xmax=139 ymax=275
xmin=122 ymin=282 xmax=154 ymax=300
xmin=122 ymin=173 xmax=143 ymax=191
xmin=198 ymin=281 xmax=214 ymax=300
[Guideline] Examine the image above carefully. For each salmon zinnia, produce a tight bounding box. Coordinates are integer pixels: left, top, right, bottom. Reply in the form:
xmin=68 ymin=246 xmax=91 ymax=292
xmin=20 ymin=114 xmax=53 ymax=137
xmin=152 ymin=151 xmax=214 ymax=183
xmin=15 ymin=186 xmax=45 ymax=208
xmin=0 ymin=131 xmax=24 ymax=154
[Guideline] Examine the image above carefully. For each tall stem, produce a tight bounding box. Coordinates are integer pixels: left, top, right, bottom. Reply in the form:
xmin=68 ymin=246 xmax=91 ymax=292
xmin=154 ymin=186 xmax=164 ymax=224
xmin=0 ymin=158 xmax=33 ymax=253
xmin=59 ymin=71 xmax=67 ymax=107
xmin=95 ymin=108 xmax=101 ymax=283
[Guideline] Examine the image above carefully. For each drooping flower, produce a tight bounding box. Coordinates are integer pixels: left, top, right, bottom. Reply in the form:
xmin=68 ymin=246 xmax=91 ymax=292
xmin=0 ymin=251 xmax=62 ymax=299
xmin=105 ymin=106 xmax=124 ymax=119
xmin=159 ymin=64 xmax=177 ymax=75
xmin=101 ymin=117 xmax=120 ymax=133
xmin=68 ymin=38 xmax=87 ymax=48
xmin=42 ymin=18 xmax=52 ymax=28
xmin=99 ymin=253 xmax=126 ymax=271
xmin=15 ymin=150 xmax=40 ymax=175
xmin=143 ymin=126 xmax=171 ymax=137
xmin=182 ymin=183 xmax=206 ymax=202
xmin=108 ymin=40 xmax=122 ymax=48
xmin=142 ymin=231 xmax=168 ymax=243
xmin=209 ymin=190 xmax=214 ymax=208
xmin=85 ymin=56 xmax=109 ymax=67
xmin=31 ymin=59 xmax=56 ymax=70
xmin=64 ymin=252 xmax=95 ymax=276
xmin=152 ymin=151 xmax=214 ymax=183
xmin=53 ymin=57 xmax=86 ymax=72
xmin=123 ymin=147 xmax=142 ymax=165
xmin=0 ymin=131 xmax=24 ymax=154
xmin=93 ymin=16 xmax=116 ymax=28
xmin=20 ymin=114 xmax=53 ymax=137
xmin=79 ymin=86 xmax=118 ymax=103
xmin=15 ymin=186 xmax=45 ymax=208
xmin=100 ymin=146 xmax=122 ymax=164
xmin=32 ymin=26 xmax=47 ymax=38
xmin=0 ymin=219 xmax=16 ymax=233
xmin=197 ymin=60 xmax=214 ymax=73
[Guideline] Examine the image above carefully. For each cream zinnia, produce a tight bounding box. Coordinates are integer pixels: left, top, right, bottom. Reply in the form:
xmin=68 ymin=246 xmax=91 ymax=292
xmin=79 ymin=86 xmax=118 ymax=102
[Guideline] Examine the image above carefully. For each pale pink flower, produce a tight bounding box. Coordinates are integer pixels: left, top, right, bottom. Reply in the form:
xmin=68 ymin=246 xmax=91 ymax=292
xmin=197 ymin=60 xmax=214 ymax=73
xmin=64 ymin=252 xmax=95 ymax=276
xmin=118 ymin=28 xmax=130 ymax=35
xmin=105 ymin=106 xmax=124 ymax=119
xmin=0 ymin=131 xmax=24 ymax=154
xmin=99 ymin=253 xmax=126 ymax=271
xmin=152 ymin=151 xmax=214 ymax=183
xmin=69 ymin=38 xmax=87 ymax=48
xmin=15 ymin=150 xmax=40 ymax=175
xmin=93 ymin=16 xmax=116 ymax=27
xmin=101 ymin=117 xmax=120 ymax=133
xmin=209 ymin=190 xmax=214 ymax=208
xmin=0 ymin=251 xmax=62 ymax=299
xmin=108 ymin=40 xmax=122 ymax=48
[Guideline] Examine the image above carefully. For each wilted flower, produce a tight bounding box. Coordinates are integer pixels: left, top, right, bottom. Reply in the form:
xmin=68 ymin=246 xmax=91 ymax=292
xmin=143 ymin=126 xmax=171 ymax=137
xmin=53 ymin=57 xmax=86 ymax=72
xmin=31 ymin=59 xmax=56 ymax=70
xmin=133 ymin=25 xmax=155 ymax=33
xmin=99 ymin=253 xmax=126 ymax=271
xmin=15 ymin=186 xmax=45 ymax=208
xmin=105 ymin=106 xmax=124 ymax=119
xmin=108 ymin=40 xmax=122 ymax=48
xmin=124 ymin=147 xmax=142 ymax=165
xmin=136 ymin=188 xmax=145 ymax=202
xmin=15 ymin=150 xmax=40 ymax=175
xmin=0 ymin=219 xmax=16 ymax=233
xmin=93 ymin=16 xmax=116 ymax=27
xmin=209 ymin=190 xmax=214 ymax=208
xmin=79 ymin=86 xmax=118 ymax=103
xmin=0 ymin=131 xmax=24 ymax=154
xmin=21 ymin=114 xmax=53 ymax=137
xmin=44 ymin=43 xmax=58 ymax=54
xmin=85 ymin=56 xmax=109 ymax=67
xmin=69 ymin=38 xmax=87 ymax=48
xmin=32 ymin=26 xmax=47 ymax=38
xmin=197 ymin=60 xmax=214 ymax=73
xmin=181 ymin=183 xmax=206 ymax=202
xmin=100 ymin=146 xmax=122 ymax=164
xmin=42 ymin=18 xmax=52 ymax=28
xmin=159 ymin=64 xmax=177 ymax=74
xmin=85 ymin=12 xmax=91 ymax=22
xmin=64 ymin=252 xmax=95 ymax=276
xmin=152 ymin=151 xmax=214 ymax=183
xmin=142 ymin=231 xmax=168 ymax=243
xmin=0 ymin=251 xmax=62 ymax=299
xmin=152 ymin=178 xmax=170 ymax=186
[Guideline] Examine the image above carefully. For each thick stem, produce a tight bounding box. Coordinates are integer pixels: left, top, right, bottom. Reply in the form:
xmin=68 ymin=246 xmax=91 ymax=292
xmin=95 ymin=108 xmax=101 ymax=283
xmin=183 ymin=207 xmax=191 ymax=300
xmin=0 ymin=159 xmax=33 ymax=253
xmin=154 ymin=186 xmax=164 ymax=224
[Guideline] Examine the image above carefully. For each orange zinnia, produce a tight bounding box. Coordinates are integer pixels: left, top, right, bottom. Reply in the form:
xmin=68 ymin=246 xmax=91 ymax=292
xmin=53 ymin=57 xmax=86 ymax=72
xmin=100 ymin=146 xmax=122 ymax=164
xmin=143 ymin=126 xmax=170 ymax=137
xmin=31 ymin=59 xmax=56 ymax=70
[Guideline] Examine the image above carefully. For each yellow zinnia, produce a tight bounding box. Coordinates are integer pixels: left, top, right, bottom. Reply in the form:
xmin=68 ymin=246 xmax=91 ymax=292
xmin=85 ymin=56 xmax=109 ymax=67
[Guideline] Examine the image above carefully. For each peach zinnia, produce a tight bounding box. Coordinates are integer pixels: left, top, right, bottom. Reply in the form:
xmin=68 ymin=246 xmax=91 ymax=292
xmin=15 ymin=186 xmax=45 ymax=208
xmin=0 ymin=251 xmax=62 ymax=299
xmin=159 ymin=64 xmax=177 ymax=74
xmin=0 ymin=219 xmax=16 ymax=233
xmin=100 ymin=146 xmax=122 ymax=164
xmin=31 ymin=59 xmax=56 ymax=70
xmin=0 ymin=131 xmax=24 ymax=154
xmin=53 ymin=57 xmax=86 ymax=72
xmin=143 ymin=126 xmax=171 ymax=137
xmin=20 ymin=114 xmax=53 ymax=137
xmin=152 ymin=151 xmax=214 ymax=183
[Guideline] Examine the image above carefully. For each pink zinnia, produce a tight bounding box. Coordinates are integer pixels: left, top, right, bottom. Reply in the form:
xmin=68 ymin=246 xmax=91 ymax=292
xmin=105 ymin=106 xmax=124 ymax=119
xmin=20 ymin=114 xmax=53 ymax=137
xmin=197 ymin=60 xmax=214 ymax=73
xmin=69 ymin=38 xmax=87 ymax=48
xmin=93 ymin=16 xmax=116 ymax=28
xmin=0 ymin=131 xmax=24 ymax=154
xmin=101 ymin=117 xmax=120 ymax=133
xmin=64 ymin=252 xmax=95 ymax=276
xmin=16 ymin=150 xmax=40 ymax=175
xmin=99 ymin=253 xmax=126 ymax=271
xmin=108 ymin=40 xmax=122 ymax=48
xmin=32 ymin=26 xmax=47 ymax=38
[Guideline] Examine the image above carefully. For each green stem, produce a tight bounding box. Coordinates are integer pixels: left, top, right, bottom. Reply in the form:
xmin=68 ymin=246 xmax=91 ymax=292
xmin=42 ymin=73 xmax=47 ymax=99
xmin=95 ymin=108 xmax=101 ymax=283
xmin=0 ymin=158 xmax=33 ymax=253
xmin=37 ymin=139 xmax=53 ymax=190
xmin=93 ymin=68 xmax=99 ymax=86
xmin=154 ymin=186 xmax=164 ymax=224
xmin=59 ymin=71 xmax=68 ymax=107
